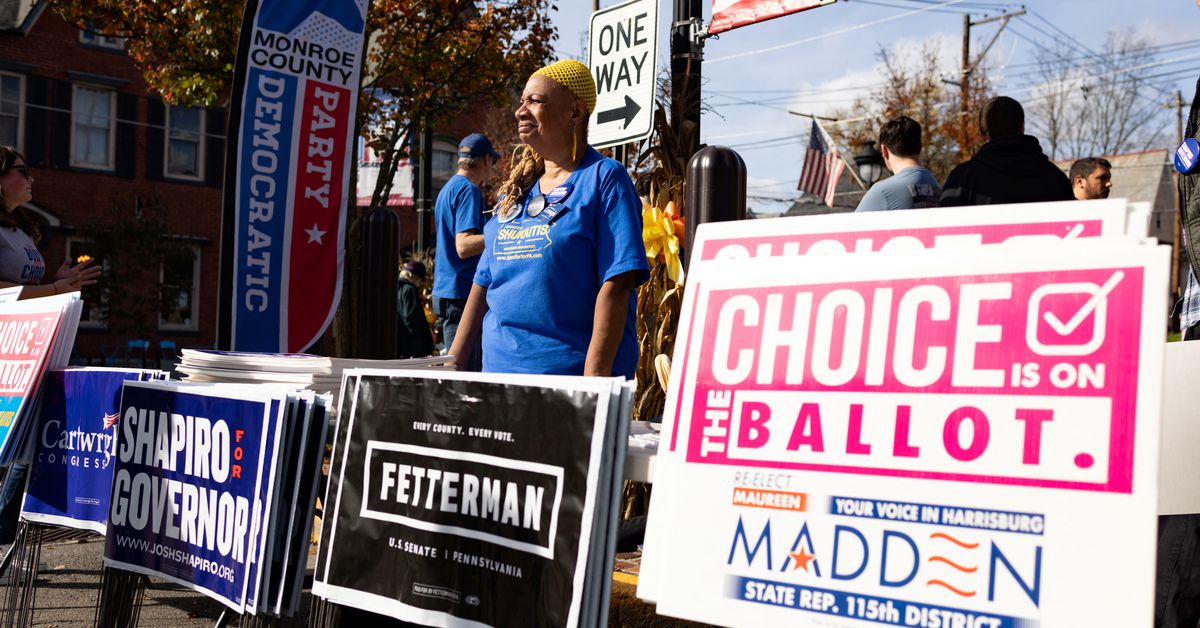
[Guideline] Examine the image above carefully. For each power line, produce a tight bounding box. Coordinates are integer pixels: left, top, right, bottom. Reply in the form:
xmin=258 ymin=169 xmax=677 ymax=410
xmin=727 ymin=135 xmax=806 ymax=151
xmin=1028 ymin=10 xmax=1105 ymax=63
xmin=1007 ymin=19 xmax=1178 ymax=103
xmin=885 ymin=0 xmax=1019 ymax=9
xmin=708 ymin=93 xmax=864 ymax=107
xmin=705 ymin=35 xmax=1200 ymax=113
xmin=846 ymin=0 xmax=973 ymax=15
xmin=707 ymin=0 xmax=969 ymax=65
xmin=703 ymin=9 xmax=1191 ymax=149
xmin=708 ymin=83 xmax=881 ymax=96
xmin=709 ymin=48 xmax=1200 ymax=112
xmin=997 ymin=38 xmax=1200 ymax=72
xmin=1003 ymin=50 xmax=1200 ymax=94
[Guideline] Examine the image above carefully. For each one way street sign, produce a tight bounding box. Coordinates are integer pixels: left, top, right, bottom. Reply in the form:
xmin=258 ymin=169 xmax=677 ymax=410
xmin=588 ymin=0 xmax=658 ymax=149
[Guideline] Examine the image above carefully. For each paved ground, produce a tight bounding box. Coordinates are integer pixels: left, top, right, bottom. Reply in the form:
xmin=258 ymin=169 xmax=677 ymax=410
xmin=15 ymin=536 xmax=310 ymax=627
xmin=16 ymin=537 xmax=703 ymax=627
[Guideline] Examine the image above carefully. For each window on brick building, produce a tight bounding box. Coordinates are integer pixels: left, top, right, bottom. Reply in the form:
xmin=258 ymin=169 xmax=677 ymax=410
xmin=0 ymin=74 xmax=22 ymax=150
xmin=165 ymin=105 xmax=204 ymax=180
xmin=432 ymin=141 xmax=456 ymax=183
xmin=159 ymin=245 xmax=200 ymax=331
xmin=79 ymin=28 xmax=125 ymax=51
xmin=66 ymin=238 xmax=108 ymax=328
xmin=428 ymin=140 xmax=458 ymax=200
xmin=71 ymin=85 xmax=116 ymax=170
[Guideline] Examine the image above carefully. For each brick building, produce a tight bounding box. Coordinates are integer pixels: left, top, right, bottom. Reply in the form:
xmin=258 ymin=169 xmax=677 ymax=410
xmin=0 ymin=2 xmax=516 ymax=363
xmin=0 ymin=2 xmax=226 ymax=365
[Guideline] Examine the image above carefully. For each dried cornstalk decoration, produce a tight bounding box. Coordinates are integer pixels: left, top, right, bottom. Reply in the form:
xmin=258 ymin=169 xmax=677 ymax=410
xmin=624 ymin=105 xmax=695 ymax=519
xmin=633 ymin=104 xmax=691 ymax=422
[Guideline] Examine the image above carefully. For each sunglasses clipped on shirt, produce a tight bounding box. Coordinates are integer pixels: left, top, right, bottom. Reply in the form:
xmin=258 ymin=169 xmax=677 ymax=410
xmin=499 ymin=191 xmax=554 ymax=223
xmin=6 ymin=165 xmax=30 ymax=180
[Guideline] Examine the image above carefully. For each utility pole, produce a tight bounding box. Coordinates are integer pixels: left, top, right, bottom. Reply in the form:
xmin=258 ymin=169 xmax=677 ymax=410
xmin=959 ymin=10 xmax=1024 ymax=151
xmin=1174 ymin=89 xmax=1186 ymax=298
xmin=960 ymin=14 xmax=969 ymax=144
xmin=415 ymin=126 xmax=433 ymax=252
xmin=671 ymin=0 xmax=703 ymax=157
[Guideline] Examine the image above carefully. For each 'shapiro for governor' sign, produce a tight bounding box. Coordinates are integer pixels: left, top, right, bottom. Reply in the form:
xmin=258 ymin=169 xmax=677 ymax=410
xmin=588 ymin=0 xmax=658 ymax=149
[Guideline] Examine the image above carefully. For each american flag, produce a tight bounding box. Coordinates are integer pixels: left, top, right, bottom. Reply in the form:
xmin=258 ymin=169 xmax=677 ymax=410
xmin=797 ymin=119 xmax=845 ymax=207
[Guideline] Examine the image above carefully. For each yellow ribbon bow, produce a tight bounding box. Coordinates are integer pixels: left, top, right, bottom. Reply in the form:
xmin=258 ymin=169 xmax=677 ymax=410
xmin=642 ymin=200 xmax=685 ymax=285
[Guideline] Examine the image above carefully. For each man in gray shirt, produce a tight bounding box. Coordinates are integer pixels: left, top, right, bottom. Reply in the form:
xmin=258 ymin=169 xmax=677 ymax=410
xmin=855 ymin=116 xmax=941 ymax=212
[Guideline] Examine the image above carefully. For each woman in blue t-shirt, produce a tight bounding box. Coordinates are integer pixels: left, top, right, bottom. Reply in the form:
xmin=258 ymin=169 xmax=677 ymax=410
xmin=449 ymin=60 xmax=649 ymax=378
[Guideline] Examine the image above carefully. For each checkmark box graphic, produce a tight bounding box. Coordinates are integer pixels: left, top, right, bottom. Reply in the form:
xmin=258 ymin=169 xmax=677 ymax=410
xmin=1025 ymin=271 xmax=1123 ymax=356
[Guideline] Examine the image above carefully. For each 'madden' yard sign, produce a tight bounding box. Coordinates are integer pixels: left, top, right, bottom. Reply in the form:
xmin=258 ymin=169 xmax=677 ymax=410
xmin=588 ymin=0 xmax=658 ymax=149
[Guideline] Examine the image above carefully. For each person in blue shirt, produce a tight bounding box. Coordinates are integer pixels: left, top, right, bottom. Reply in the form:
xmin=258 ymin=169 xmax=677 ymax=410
xmin=432 ymin=133 xmax=499 ymax=370
xmin=855 ymin=116 xmax=942 ymax=212
xmin=449 ymin=60 xmax=649 ymax=378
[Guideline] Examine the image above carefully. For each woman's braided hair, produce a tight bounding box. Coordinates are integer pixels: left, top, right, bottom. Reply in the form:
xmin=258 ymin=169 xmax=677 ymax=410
xmin=495 ymin=145 xmax=545 ymax=218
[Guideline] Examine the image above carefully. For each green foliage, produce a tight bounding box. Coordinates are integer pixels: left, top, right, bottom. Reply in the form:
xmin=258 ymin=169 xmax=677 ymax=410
xmin=55 ymin=0 xmax=242 ymax=106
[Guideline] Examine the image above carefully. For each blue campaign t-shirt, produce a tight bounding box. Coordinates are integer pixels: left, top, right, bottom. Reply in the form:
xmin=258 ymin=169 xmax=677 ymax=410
xmin=474 ymin=148 xmax=649 ymax=378
xmin=433 ymin=174 xmax=486 ymax=299
xmin=855 ymin=166 xmax=942 ymax=212
xmin=0 ymin=227 xmax=43 ymax=285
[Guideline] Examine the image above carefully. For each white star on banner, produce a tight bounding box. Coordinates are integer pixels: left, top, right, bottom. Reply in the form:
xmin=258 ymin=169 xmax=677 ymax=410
xmin=305 ymin=223 xmax=327 ymax=245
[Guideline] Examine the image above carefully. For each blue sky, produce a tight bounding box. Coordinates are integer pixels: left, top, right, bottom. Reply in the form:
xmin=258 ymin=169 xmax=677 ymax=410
xmin=548 ymin=0 xmax=1195 ymax=210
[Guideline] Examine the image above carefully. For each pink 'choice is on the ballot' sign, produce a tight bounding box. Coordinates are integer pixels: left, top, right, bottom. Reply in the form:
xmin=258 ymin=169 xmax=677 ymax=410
xmin=690 ymin=266 xmax=1142 ymax=492
xmin=641 ymin=201 xmax=1167 ymax=628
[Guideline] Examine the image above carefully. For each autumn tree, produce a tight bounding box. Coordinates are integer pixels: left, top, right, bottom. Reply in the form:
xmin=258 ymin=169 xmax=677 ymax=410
xmin=828 ymin=41 xmax=994 ymax=183
xmin=1025 ymin=29 xmax=1169 ymax=160
xmin=53 ymin=1 xmax=242 ymax=106
xmin=357 ymin=0 xmax=555 ymax=205
xmin=54 ymin=0 xmax=557 ymax=354
xmin=55 ymin=0 xmax=556 ymax=180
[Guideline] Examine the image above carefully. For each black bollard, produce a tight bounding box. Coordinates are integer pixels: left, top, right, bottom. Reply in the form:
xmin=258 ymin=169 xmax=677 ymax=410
xmin=684 ymin=145 xmax=747 ymax=270
xmin=356 ymin=206 xmax=400 ymax=359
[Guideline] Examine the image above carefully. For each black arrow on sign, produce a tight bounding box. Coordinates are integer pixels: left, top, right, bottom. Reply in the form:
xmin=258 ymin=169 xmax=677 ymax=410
xmin=597 ymin=95 xmax=641 ymax=129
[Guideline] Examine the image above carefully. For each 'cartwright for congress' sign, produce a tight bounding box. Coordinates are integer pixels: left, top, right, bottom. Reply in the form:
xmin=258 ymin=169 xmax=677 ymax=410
xmin=220 ymin=0 xmax=371 ymax=352
xmin=588 ymin=0 xmax=658 ymax=149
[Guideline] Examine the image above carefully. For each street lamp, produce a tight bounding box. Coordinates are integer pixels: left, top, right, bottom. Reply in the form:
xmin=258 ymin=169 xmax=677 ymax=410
xmin=853 ymin=141 xmax=884 ymax=187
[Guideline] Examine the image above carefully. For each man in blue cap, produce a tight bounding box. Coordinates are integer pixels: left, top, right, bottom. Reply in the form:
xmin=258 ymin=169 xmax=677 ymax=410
xmin=432 ymin=133 xmax=499 ymax=370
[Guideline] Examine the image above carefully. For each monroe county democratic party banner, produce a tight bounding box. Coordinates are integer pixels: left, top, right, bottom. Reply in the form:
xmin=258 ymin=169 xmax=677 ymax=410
xmin=103 ymin=382 xmax=280 ymax=613
xmin=22 ymin=369 xmax=151 ymax=534
xmin=221 ymin=0 xmax=371 ymax=352
xmin=708 ymin=0 xmax=834 ymax=35
xmin=644 ymin=228 xmax=1167 ymax=625
xmin=314 ymin=372 xmax=612 ymax=627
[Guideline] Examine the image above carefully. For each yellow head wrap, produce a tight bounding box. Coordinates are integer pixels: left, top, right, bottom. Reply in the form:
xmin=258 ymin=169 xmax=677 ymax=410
xmin=533 ymin=60 xmax=597 ymax=115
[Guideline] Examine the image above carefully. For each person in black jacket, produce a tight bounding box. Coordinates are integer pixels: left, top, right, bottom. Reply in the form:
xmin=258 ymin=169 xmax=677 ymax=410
xmin=939 ymin=96 xmax=1073 ymax=206
xmin=397 ymin=260 xmax=434 ymax=358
